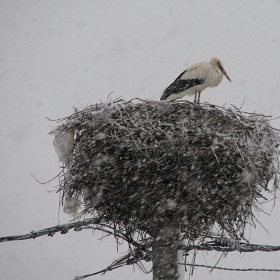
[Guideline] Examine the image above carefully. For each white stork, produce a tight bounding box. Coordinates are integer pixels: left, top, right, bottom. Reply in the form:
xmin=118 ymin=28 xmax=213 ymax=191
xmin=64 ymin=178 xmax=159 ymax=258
xmin=160 ymin=57 xmax=231 ymax=104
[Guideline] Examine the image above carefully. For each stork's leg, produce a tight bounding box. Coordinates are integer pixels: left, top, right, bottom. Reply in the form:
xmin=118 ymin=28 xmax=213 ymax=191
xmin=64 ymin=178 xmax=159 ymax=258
xmin=194 ymin=92 xmax=198 ymax=104
xmin=197 ymin=91 xmax=201 ymax=104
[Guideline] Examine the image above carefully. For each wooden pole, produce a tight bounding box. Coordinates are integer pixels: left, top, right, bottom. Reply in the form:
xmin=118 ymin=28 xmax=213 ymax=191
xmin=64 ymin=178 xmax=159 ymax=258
xmin=152 ymin=219 xmax=184 ymax=280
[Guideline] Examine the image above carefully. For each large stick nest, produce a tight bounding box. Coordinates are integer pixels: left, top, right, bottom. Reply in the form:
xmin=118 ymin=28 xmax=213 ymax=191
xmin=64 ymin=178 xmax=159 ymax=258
xmin=52 ymin=99 xmax=280 ymax=241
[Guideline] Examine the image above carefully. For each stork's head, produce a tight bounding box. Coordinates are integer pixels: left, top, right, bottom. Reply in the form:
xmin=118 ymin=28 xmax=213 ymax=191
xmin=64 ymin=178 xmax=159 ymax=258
xmin=210 ymin=57 xmax=231 ymax=82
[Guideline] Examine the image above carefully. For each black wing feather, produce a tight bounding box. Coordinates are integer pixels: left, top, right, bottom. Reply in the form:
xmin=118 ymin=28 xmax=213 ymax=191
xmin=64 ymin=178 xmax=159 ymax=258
xmin=160 ymin=71 xmax=205 ymax=100
xmin=174 ymin=69 xmax=188 ymax=81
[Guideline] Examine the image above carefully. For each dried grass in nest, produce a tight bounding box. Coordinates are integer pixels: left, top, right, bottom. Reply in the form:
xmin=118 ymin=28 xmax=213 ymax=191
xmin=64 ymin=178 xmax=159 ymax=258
xmin=52 ymin=99 xmax=280 ymax=241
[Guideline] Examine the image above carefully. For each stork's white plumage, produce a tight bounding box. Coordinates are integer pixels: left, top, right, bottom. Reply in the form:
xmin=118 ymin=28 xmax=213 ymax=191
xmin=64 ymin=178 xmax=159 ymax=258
xmin=160 ymin=57 xmax=231 ymax=104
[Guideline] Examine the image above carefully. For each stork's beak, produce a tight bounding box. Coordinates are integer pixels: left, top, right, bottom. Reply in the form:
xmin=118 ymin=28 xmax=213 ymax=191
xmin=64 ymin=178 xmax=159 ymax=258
xmin=220 ymin=65 xmax=231 ymax=82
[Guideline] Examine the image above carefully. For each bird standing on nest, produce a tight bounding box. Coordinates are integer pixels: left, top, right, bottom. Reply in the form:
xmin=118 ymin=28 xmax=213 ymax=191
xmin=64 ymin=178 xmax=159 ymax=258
xmin=160 ymin=57 xmax=231 ymax=104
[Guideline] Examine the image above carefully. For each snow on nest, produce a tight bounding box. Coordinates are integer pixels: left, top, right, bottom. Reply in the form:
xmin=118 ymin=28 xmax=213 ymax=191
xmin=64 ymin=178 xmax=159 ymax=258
xmin=52 ymin=99 xmax=280 ymax=241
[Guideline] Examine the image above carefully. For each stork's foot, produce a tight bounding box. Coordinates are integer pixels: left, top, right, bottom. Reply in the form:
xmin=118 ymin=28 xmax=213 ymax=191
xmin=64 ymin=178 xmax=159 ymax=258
xmin=193 ymin=96 xmax=199 ymax=104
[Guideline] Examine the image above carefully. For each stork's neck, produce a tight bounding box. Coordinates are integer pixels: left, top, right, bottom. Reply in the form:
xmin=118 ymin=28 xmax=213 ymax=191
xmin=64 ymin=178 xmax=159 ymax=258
xmin=212 ymin=64 xmax=222 ymax=75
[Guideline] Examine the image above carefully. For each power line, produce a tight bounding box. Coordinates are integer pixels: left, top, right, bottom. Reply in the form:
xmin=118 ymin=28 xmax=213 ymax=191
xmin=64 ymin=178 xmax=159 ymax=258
xmin=2 ymin=220 xmax=280 ymax=279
